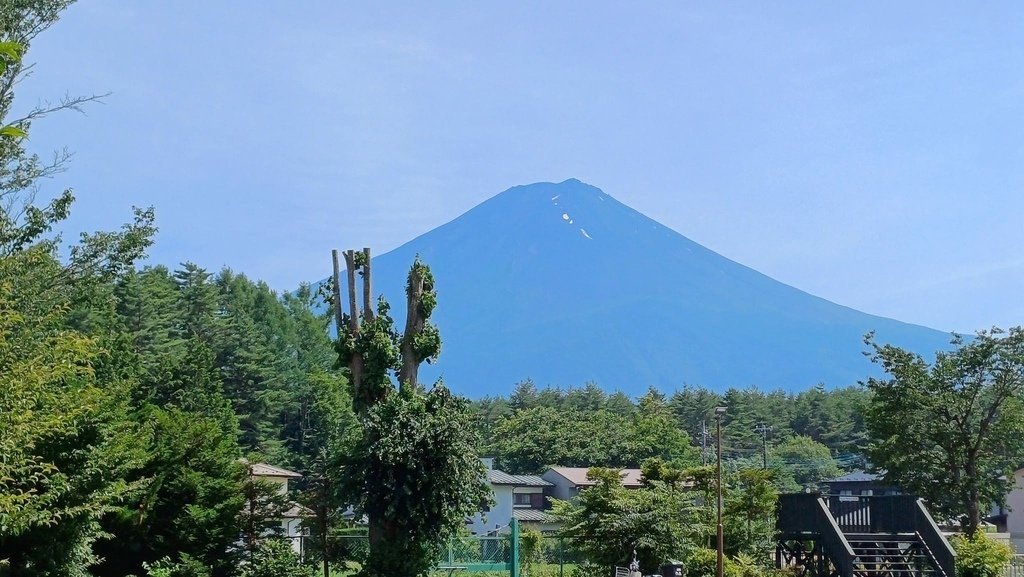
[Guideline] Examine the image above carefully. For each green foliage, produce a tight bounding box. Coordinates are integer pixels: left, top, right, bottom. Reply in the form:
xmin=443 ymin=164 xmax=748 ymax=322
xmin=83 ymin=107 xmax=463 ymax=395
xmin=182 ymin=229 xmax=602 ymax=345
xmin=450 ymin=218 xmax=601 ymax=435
xmin=950 ymin=531 xmax=1015 ymax=577
xmin=93 ymin=405 xmax=245 ymax=577
xmin=143 ymin=555 xmax=212 ymax=577
xmin=295 ymin=370 xmax=359 ymax=570
xmin=240 ymin=538 xmax=318 ymax=577
xmin=865 ymin=329 xmax=1024 ymax=533
xmin=0 ymin=250 xmax=147 ymax=574
xmin=767 ymin=435 xmax=840 ymax=492
xmin=520 ymin=528 xmax=544 ymax=577
xmin=553 ymin=467 xmax=687 ymax=573
xmin=346 ymin=384 xmax=489 ymax=576
xmin=489 ymin=405 xmax=699 ymax=474
xmin=724 ymin=469 xmax=778 ymax=558
xmin=336 ymin=257 xmax=489 ymax=577
xmin=554 ymin=463 xmax=778 ymax=576
xmin=478 ymin=382 xmax=870 ymax=476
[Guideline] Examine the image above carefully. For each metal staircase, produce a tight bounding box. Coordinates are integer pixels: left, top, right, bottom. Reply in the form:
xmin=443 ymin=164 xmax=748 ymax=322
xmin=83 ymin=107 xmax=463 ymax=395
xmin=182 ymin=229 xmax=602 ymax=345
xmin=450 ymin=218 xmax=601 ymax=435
xmin=776 ymin=494 xmax=956 ymax=577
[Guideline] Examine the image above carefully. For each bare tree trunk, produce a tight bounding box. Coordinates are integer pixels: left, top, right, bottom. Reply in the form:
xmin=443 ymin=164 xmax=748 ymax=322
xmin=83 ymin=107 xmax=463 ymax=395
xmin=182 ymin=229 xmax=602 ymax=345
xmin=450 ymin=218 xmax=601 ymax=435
xmin=399 ymin=264 xmax=427 ymax=390
xmin=362 ymin=247 xmax=373 ymax=321
xmin=342 ymin=250 xmax=363 ymax=392
xmin=966 ymin=457 xmax=980 ymax=535
xmin=330 ymin=249 xmax=345 ymax=334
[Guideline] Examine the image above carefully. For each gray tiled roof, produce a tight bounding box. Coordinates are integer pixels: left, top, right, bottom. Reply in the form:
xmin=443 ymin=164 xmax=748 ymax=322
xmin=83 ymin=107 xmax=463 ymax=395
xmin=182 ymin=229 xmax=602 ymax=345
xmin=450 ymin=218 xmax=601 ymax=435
xmin=248 ymin=462 xmax=302 ymax=478
xmin=827 ymin=469 xmax=881 ymax=483
xmin=512 ymin=509 xmax=553 ymax=522
xmin=487 ymin=469 xmax=552 ymax=487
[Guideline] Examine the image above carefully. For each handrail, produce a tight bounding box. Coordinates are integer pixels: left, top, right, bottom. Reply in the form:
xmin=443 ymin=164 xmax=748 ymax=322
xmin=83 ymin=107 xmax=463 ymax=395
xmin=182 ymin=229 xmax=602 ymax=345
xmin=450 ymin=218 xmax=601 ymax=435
xmin=914 ymin=499 xmax=956 ymax=577
xmin=778 ymin=493 xmax=856 ymax=577
xmin=814 ymin=496 xmax=857 ymax=577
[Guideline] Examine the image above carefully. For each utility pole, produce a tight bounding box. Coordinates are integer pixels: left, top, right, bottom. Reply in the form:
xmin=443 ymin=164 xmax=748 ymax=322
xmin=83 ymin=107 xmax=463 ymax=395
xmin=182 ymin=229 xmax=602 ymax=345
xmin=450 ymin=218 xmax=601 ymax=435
xmin=714 ymin=407 xmax=727 ymax=577
xmin=699 ymin=421 xmax=711 ymax=465
xmin=755 ymin=424 xmax=772 ymax=469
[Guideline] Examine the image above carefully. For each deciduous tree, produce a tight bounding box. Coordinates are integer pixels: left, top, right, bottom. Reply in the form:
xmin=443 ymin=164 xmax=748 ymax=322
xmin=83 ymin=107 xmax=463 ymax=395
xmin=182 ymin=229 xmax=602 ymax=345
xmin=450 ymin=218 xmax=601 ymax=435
xmin=332 ymin=249 xmax=488 ymax=577
xmin=864 ymin=329 xmax=1024 ymax=534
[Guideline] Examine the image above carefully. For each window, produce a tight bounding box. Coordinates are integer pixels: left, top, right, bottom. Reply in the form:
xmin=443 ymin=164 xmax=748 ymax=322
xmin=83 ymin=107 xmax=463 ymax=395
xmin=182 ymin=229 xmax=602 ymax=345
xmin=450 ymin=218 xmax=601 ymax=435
xmin=514 ymin=492 xmax=532 ymax=507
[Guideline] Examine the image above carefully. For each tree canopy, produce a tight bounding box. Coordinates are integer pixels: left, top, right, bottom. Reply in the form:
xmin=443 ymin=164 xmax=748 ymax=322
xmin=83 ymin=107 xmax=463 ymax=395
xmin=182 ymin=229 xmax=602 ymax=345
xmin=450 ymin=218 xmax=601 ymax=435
xmin=865 ymin=329 xmax=1024 ymax=534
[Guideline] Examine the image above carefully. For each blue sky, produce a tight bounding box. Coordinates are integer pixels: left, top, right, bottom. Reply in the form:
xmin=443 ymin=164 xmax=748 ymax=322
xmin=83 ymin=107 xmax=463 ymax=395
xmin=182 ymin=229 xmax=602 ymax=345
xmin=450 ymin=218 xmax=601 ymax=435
xmin=17 ymin=1 xmax=1024 ymax=333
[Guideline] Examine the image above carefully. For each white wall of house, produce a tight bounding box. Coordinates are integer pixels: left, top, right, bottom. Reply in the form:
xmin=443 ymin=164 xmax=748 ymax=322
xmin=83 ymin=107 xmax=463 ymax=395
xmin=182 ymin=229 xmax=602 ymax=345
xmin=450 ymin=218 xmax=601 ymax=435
xmin=542 ymin=470 xmax=580 ymax=501
xmin=468 ymin=485 xmax=546 ymax=535
xmin=258 ymin=475 xmax=291 ymax=495
xmin=1006 ymin=468 xmax=1024 ymax=552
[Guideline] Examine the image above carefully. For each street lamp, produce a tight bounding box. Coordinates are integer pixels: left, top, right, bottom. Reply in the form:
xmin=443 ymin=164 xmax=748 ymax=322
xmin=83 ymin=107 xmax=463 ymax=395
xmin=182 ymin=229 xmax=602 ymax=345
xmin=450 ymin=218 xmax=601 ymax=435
xmin=714 ymin=406 xmax=727 ymax=577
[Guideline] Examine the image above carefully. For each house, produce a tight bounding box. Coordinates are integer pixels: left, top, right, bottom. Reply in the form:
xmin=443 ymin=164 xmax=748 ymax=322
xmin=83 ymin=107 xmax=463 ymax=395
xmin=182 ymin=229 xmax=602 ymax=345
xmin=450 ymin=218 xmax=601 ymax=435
xmin=997 ymin=467 xmax=1024 ymax=552
xmin=822 ymin=469 xmax=900 ymax=497
xmin=247 ymin=462 xmax=311 ymax=553
xmin=541 ymin=466 xmax=645 ymax=501
xmin=469 ymin=461 xmax=556 ymax=535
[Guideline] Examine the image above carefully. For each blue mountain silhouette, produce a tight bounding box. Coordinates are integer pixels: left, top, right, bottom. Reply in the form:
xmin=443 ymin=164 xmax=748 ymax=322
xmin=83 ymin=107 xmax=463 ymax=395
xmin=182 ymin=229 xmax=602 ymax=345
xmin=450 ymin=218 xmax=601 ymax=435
xmin=324 ymin=179 xmax=951 ymax=396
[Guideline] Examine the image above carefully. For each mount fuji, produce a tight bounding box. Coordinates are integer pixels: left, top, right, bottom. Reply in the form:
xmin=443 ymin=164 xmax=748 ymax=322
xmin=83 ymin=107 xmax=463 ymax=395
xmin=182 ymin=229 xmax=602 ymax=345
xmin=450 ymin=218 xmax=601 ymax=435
xmin=321 ymin=179 xmax=951 ymax=397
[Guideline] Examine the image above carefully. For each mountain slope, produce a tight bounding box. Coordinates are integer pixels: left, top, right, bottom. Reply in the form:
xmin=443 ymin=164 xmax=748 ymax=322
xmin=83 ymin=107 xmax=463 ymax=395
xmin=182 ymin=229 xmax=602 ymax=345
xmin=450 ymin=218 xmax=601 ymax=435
xmin=326 ymin=179 xmax=951 ymax=396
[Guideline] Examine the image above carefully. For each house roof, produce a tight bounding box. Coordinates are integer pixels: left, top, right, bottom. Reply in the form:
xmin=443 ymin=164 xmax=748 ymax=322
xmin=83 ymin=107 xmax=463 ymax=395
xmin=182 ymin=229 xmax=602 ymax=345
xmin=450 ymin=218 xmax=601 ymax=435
xmin=547 ymin=467 xmax=644 ymax=487
xmin=487 ymin=469 xmax=552 ymax=487
xmin=282 ymin=502 xmax=314 ymax=518
xmin=826 ymin=469 xmax=881 ymax=483
xmin=512 ymin=509 xmax=553 ymax=523
xmin=249 ymin=462 xmax=302 ymax=478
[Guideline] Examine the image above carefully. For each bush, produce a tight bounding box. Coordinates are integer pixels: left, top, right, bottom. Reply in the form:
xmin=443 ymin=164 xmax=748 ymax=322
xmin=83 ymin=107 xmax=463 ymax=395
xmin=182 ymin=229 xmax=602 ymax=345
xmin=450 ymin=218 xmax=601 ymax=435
xmin=241 ymin=539 xmax=318 ymax=577
xmin=951 ymin=532 xmax=1014 ymax=577
xmin=143 ymin=555 xmax=211 ymax=577
xmin=520 ymin=528 xmax=544 ymax=576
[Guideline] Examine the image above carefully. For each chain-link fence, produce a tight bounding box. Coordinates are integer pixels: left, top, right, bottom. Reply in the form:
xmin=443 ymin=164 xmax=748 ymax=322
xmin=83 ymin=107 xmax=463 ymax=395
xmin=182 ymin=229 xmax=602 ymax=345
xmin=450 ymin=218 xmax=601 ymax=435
xmin=1006 ymin=554 xmax=1024 ymax=577
xmin=289 ymin=532 xmax=591 ymax=576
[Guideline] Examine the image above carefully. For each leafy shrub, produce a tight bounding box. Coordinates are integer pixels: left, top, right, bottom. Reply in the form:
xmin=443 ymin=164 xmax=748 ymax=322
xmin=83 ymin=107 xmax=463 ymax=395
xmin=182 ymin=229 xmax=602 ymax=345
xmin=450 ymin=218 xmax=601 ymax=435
xmin=143 ymin=555 xmax=210 ymax=577
xmin=520 ymin=528 xmax=544 ymax=576
xmin=241 ymin=539 xmax=318 ymax=577
xmin=951 ymin=531 xmax=1014 ymax=577
xmin=684 ymin=547 xmax=741 ymax=577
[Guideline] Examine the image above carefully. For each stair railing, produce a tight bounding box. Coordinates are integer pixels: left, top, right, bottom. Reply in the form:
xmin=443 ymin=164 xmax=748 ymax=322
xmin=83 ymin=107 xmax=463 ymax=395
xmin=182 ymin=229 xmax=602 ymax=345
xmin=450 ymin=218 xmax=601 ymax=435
xmin=913 ymin=499 xmax=956 ymax=577
xmin=778 ymin=493 xmax=857 ymax=577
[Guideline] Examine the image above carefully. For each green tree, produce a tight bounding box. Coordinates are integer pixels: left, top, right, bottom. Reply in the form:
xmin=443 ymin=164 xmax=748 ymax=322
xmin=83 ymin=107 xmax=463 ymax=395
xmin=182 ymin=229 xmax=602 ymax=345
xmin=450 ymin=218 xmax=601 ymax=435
xmin=864 ymin=329 xmax=1024 ymax=534
xmin=791 ymin=385 xmax=870 ymax=460
xmin=332 ymin=250 xmax=488 ymax=577
xmin=768 ymin=435 xmax=841 ymax=492
xmin=92 ymin=406 xmax=246 ymax=577
xmin=0 ymin=3 xmax=156 ymax=572
xmin=295 ymin=370 xmax=359 ymax=577
xmin=552 ymin=468 xmax=686 ymax=574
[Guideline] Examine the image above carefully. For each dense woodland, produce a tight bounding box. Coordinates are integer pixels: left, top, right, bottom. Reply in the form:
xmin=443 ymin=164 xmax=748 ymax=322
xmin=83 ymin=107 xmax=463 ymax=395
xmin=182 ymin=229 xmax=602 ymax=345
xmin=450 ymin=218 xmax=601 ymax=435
xmin=473 ymin=382 xmax=866 ymax=488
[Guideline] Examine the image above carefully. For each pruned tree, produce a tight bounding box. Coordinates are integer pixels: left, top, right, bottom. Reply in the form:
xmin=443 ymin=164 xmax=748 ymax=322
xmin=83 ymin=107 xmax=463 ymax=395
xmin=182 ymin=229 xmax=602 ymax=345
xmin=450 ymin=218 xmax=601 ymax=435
xmin=864 ymin=328 xmax=1024 ymax=535
xmin=330 ymin=248 xmax=488 ymax=577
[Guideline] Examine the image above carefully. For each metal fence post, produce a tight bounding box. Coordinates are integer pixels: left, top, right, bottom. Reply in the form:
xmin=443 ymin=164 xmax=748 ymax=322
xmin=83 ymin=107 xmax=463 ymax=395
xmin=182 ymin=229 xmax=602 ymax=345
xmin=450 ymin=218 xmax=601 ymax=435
xmin=558 ymin=536 xmax=564 ymax=577
xmin=510 ymin=518 xmax=520 ymax=577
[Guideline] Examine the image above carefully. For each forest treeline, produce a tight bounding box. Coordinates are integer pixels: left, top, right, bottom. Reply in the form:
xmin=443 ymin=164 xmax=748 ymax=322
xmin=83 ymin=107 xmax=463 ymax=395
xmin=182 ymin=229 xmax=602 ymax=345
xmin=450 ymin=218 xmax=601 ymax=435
xmin=472 ymin=381 xmax=868 ymax=491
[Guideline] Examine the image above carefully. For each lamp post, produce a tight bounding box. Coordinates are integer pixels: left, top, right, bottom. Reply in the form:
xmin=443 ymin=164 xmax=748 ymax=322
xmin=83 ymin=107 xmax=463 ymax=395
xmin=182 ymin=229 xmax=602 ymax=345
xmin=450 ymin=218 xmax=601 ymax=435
xmin=715 ymin=406 xmax=726 ymax=577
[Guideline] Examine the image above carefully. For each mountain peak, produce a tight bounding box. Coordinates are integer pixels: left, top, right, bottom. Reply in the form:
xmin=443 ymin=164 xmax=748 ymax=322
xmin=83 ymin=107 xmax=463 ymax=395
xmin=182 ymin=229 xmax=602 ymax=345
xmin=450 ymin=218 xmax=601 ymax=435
xmin=322 ymin=180 xmax=950 ymax=397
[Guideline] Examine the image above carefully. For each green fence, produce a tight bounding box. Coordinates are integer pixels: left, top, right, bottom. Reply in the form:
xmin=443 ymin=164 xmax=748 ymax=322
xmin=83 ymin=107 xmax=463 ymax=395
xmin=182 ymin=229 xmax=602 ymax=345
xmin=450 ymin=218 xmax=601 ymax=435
xmin=321 ymin=519 xmax=523 ymax=575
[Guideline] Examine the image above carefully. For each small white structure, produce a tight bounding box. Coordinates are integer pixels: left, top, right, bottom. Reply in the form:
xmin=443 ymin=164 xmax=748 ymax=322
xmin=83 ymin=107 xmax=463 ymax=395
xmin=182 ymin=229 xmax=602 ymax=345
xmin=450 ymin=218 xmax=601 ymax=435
xmin=469 ymin=461 xmax=555 ymax=535
xmin=247 ymin=462 xmax=311 ymax=554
